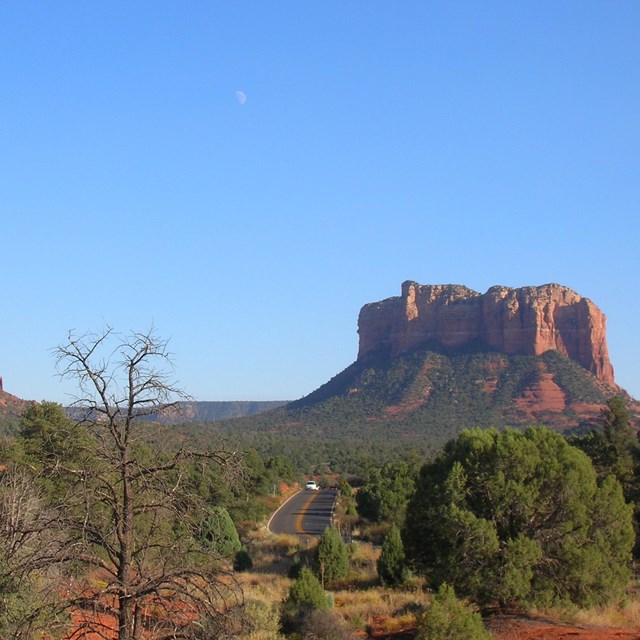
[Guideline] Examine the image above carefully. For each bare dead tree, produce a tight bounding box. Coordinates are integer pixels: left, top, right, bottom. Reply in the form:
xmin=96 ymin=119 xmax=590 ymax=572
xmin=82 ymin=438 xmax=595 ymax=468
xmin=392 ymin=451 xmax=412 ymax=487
xmin=52 ymin=328 xmax=245 ymax=640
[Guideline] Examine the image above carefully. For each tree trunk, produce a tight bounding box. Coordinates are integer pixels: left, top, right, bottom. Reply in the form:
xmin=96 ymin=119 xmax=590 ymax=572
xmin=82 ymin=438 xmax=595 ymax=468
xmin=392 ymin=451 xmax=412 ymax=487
xmin=118 ymin=434 xmax=135 ymax=640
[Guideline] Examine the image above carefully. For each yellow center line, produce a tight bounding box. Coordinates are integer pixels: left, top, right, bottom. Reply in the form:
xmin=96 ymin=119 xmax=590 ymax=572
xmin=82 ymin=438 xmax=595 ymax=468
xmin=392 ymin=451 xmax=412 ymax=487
xmin=295 ymin=492 xmax=319 ymax=534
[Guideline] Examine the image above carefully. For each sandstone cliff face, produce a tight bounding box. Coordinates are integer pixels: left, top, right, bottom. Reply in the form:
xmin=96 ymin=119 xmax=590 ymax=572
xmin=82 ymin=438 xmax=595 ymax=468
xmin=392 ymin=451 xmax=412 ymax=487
xmin=358 ymin=281 xmax=615 ymax=385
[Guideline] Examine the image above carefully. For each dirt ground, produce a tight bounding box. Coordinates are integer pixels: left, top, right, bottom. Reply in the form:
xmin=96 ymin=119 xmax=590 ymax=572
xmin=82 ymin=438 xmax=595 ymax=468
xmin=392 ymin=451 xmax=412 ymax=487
xmin=487 ymin=614 xmax=640 ymax=640
xmin=369 ymin=614 xmax=640 ymax=640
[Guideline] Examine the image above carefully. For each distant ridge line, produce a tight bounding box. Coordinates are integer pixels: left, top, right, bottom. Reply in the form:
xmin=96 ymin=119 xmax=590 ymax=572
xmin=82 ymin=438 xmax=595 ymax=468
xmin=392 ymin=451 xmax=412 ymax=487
xmin=65 ymin=400 xmax=289 ymax=424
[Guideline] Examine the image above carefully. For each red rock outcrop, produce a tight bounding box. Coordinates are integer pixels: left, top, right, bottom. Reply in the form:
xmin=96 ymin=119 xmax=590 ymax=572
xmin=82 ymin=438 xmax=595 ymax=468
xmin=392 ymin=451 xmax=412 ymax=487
xmin=0 ymin=387 xmax=34 ymax=419
xmin=358 ymin=281 xmax=615 ymax=385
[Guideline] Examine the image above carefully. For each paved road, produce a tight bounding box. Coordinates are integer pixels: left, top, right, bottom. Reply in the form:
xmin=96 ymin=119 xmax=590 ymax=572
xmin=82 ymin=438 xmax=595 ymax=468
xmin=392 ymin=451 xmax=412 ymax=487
xmin=268 ymin=489 xmax=338 ymax=537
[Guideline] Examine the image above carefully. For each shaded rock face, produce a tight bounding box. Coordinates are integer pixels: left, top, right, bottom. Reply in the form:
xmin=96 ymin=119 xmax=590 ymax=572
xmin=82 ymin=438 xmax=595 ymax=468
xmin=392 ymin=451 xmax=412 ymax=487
xmin=358 ymin=281 xmax=615 ymax=385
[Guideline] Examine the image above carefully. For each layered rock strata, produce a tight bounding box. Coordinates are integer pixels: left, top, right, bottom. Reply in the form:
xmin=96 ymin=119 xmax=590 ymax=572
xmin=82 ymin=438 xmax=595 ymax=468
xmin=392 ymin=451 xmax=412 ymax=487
xmin=358 ymin=281 xmax=614 ymax=385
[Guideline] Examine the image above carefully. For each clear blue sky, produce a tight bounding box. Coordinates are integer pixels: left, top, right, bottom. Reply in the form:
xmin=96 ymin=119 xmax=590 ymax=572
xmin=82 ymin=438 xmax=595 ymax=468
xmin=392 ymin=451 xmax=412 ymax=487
xmin=2 ymin=2 xmax=639 ymax=403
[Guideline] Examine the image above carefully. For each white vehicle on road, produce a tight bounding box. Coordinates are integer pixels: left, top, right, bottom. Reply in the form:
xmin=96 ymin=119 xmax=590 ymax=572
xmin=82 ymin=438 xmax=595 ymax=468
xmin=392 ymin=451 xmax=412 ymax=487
xmin=305 ymin=480 xmax=319 ymax=491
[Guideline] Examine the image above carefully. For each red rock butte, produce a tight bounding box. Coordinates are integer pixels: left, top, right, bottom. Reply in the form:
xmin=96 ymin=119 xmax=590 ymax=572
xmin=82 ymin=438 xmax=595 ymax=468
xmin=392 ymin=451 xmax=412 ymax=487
xmin=358 ymin=281 xmax=615 ymax=385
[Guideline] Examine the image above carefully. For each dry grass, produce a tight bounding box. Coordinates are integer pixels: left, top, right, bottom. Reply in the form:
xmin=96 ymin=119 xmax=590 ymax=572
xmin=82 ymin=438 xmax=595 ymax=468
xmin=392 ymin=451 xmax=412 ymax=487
xmin=371 ymin=613 xmax=416 ymax=635
xmin=349 ymin=541 xmax=380 ymax=567
xmin=232 ymin=586 xmax=286 ymax=640
xmin=237 ymin=571 xmax=292 ymax=606
xmin=532 ymin=596 xmax=640 ymax=630
xmin=344 ymin=541 xmax=380 ymax=586
xmin=524 ymin=580 xmax=640 ymax=631
xmin=353 ymin=522 xmax=392 ymax=546
xmin=247 ymin=527 xmax=313 ymax=567
xmin=332 ymin=584 xmax=430 ymax=633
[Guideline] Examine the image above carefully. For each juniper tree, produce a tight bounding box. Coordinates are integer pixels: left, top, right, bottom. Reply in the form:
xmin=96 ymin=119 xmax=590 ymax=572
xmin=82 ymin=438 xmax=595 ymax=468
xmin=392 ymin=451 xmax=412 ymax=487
xmin=200 ymin=505 xmax=242 ymax=557
xmin=356 ymin=462 xmax=417 ymax=526
xmin=572 ymin=396 xmax=637 ymax=495
xmin=281 ymin=567 xmax=329 ymax=632
xmin=377 ymin=525 xmax=409 ymax=586
xmin=403 ymin=427 xmax=634 ymax=608
xmin=416 ymin=584 xmax=493 ymax=640
xmin=314 ymin=527 xmax=349 ymax=587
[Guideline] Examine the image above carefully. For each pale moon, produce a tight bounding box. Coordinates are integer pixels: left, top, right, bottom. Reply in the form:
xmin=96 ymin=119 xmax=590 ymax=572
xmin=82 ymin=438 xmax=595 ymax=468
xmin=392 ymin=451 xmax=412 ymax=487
xmin=235 ymin=90 xmax=247 ymax=105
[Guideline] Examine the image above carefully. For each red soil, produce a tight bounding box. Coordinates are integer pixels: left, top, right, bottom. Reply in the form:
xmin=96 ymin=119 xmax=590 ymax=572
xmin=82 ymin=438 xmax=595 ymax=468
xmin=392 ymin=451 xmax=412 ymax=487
xmin=368 ymin=615 xmax=640 ymax=640
xmin=487 ymin=615 xmax=640 ymax=640
xmin=515 ymin=373 xmax=567 ymax=414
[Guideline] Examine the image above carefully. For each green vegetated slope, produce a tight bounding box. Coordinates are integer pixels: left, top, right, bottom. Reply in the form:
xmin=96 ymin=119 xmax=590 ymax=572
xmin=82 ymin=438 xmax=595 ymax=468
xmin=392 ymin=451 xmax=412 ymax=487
xmin=219 ymin=346 xmax=614 ymax=449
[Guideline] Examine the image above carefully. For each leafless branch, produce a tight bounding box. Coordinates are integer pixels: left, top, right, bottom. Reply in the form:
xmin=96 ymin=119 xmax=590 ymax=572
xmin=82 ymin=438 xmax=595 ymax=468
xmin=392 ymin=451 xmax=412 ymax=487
xmin=43 ymin=328 xmax=243 ymax=640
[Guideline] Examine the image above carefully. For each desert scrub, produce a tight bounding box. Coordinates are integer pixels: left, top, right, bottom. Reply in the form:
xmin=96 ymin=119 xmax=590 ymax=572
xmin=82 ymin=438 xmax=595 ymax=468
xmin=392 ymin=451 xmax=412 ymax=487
xmin=237 ymin=571 xmax=291 ymax=606
xmin=332 ymin=586 xmax=431 ymax=632
xmin=416 ymin=584 xmax=493 ymax=640
xmin=237 ymin=599 xmax=284 ymax=640
xmin=281 ymin=568 xmax=331 ymax=633
xmin=247 ymin=529 xmax=308 ymax=566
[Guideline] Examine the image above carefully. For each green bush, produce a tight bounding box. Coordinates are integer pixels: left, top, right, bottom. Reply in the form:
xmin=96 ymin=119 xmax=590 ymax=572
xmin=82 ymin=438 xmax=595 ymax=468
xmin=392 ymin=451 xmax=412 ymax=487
xmin=288 ymin=553 xmax=303 ymax=579
xmin=416 ymin=584 xmax=493 ymax=640
xmin=233 ymin=548 xmax=253 ymax=572
xmin=281 ymin=567 xmax=330 ymax=632
xmin=200 ymin=506 xmax=242 ymax=557
xmin=286 ymin=567 xmax=330 ymax=610
xmin=356 ymin=462 xmax=417 ymax=526
xmin=315 ymin=527 xmax=349 ymax=585
xmin=377 ymin=525 xmax=409 ymax=586
xmin=403 ymin=427 xmax=634 ymax=608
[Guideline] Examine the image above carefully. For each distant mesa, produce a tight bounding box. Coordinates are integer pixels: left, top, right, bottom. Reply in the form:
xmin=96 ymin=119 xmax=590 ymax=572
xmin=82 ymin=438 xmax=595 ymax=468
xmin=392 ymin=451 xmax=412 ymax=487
xmin=358 ymin=281 xmax=614 ymax=385
xmin=271 ymin=280 xmax=637 ymax=445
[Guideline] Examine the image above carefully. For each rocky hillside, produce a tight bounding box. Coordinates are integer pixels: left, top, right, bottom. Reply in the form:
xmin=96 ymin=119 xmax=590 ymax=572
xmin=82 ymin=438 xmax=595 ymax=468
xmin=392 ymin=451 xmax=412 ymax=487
xmin=275 ymin=346 xmax=625 ymax=445
xmin=0 ymin=387 xmax=35 ymax=434
xmin=222 ymin=282 xmax=635 ymax=448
